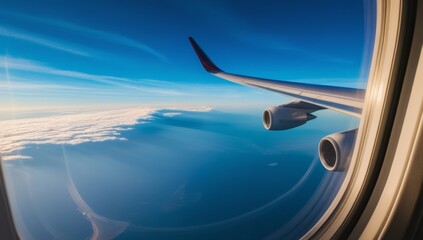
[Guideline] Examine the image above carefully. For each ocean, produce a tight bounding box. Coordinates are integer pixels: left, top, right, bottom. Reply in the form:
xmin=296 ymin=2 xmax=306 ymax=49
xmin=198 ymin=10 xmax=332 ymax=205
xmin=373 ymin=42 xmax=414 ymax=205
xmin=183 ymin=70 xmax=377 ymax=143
xmin=2 ymin=107 xmax=357 ymax=239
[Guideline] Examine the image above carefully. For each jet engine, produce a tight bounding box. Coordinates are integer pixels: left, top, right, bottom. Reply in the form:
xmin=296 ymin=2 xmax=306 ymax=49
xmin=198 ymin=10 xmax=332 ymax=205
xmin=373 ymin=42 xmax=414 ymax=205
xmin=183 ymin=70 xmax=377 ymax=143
xmin=262 ymin=105 xmax=316 ymax=130
xmin=318 ymin=129 xmax=358 ymax=171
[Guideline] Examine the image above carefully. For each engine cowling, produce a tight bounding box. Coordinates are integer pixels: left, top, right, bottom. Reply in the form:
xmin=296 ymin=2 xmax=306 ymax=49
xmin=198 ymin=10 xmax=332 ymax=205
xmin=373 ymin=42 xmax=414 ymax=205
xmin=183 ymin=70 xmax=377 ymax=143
xmin=262 ymin=106 xmax=312 ymax=130
xmin=318 ymin=129 xmax=358 ymax=171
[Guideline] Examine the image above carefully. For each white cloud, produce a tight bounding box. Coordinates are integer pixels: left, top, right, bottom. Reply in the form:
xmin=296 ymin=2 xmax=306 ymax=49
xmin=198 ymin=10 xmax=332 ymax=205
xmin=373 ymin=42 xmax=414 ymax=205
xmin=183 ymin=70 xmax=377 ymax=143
xmin=0 ymin=26 xmax=90 ymax=57
xmin=162 ymin=112 xmax=182 ymax=117
xmin=0 ymin=56 xmax=185 ymax=96
xmin=2 ymin=155 xmax=32 ymax=161
xmin=0 ymin=11 xmax=168 ymax=62
xmin=0 ymin=106 xmax=212 ymax=160
xmin=49 ymin=20 xmax=169 ymax=62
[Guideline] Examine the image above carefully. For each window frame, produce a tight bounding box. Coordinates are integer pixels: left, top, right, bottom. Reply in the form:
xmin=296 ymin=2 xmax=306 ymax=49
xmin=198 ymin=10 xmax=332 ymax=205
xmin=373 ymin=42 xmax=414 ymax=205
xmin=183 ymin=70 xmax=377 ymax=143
xmin=302 ymin=0 xmax=421 ymax=238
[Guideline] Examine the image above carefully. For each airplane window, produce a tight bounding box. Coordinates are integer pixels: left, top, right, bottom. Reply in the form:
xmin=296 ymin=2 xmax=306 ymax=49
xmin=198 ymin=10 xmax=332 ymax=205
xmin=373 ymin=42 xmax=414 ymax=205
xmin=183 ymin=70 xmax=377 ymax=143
xmin=0 ymin=0 xmax=375 ymax=239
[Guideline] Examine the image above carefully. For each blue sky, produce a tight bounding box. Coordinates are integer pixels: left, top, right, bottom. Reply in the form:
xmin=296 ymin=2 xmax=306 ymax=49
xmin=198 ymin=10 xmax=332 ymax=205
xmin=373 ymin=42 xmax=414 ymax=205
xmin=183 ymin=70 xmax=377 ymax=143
xmin=0 ymin=0 xmax=374 ymax=112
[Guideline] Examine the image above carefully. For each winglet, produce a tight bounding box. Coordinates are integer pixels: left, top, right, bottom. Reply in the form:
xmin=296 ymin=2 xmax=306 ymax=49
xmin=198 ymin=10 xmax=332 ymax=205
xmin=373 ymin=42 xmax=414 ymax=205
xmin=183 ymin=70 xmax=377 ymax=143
xmin=188 ymin=37 xmax=222 ymax=73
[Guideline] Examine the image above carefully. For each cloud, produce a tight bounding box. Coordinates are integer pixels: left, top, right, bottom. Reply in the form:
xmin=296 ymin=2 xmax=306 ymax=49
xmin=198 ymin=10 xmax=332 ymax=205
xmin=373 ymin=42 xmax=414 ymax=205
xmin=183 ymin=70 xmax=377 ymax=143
xmin=162 ymin=112 xmax=182 ymax=117
xmin=0 ymin=106 xmax=212 ymax=160
xmin=0 ymin=11 xmax=168 ymax=62
xmin=2 ymin=56 xmax=131 ymax=83
xmin=2 ymin=155 xmax=32 ymax=161
xmin=49 ymin=20 xmax=169 ymax=62
xmin=0 ymin=56 xmax=184 ymax=96
xmin=0 ymin=26 xmax=90 ymax=57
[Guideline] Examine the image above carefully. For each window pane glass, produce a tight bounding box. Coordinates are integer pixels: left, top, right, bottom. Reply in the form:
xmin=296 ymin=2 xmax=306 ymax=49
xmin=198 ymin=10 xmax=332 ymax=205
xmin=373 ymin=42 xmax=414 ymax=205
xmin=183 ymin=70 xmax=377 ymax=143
xmin=0 ymin=0 xmax=375 ymax=239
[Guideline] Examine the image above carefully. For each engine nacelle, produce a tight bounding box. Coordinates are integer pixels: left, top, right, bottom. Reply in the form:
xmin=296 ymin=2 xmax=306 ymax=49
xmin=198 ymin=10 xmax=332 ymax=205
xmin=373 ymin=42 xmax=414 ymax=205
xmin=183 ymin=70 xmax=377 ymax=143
xmin=262 ymin=106 xmax=312 ymax=130
xmin=318 ymin=129 xmax=358 ymax=171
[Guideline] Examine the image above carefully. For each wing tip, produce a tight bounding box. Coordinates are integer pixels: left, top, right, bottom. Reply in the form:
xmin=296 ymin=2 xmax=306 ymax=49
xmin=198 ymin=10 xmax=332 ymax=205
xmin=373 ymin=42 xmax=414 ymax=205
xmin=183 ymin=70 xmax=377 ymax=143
xmin=188 ymin=37 xmax=222 ymax=73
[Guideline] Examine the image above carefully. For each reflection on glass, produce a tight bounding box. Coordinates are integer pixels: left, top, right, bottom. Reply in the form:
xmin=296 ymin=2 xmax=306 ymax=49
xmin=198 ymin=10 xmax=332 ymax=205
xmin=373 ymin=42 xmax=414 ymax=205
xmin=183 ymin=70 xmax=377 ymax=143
xmin=0 ymin=0 xmax=375 ymax=239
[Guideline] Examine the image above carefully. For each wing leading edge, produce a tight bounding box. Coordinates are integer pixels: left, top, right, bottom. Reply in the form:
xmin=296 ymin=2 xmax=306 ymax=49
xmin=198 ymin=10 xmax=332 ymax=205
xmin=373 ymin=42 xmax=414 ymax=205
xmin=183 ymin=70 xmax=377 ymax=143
xmin=188 ymin=37 xmax=365 ymax=117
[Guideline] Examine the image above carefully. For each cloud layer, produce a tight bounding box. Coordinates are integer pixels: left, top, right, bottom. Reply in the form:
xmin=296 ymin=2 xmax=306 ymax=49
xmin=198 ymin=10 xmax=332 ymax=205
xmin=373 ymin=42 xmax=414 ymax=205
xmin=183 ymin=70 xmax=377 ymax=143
xmin=0 ymin=26 xmax=90 ymax=57
xmin=0 ymin=11 xmax=167 ymax=62
xmin=0 ymin=106 xmax=211 ymax=161
xmin=0 ymin=56 xmax=184 ymax=96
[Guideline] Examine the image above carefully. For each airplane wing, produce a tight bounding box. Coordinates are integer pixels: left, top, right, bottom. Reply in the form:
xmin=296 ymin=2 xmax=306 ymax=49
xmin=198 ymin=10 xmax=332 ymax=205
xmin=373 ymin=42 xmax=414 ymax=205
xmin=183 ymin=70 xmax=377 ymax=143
xmin=188 ymin=37 xmax=365 ymax=117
